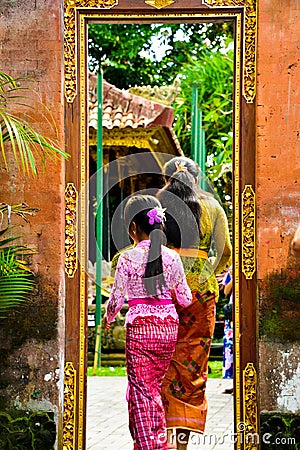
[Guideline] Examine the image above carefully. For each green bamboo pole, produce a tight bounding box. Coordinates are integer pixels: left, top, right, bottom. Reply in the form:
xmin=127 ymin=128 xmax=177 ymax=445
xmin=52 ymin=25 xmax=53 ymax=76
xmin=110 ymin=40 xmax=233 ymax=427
xmin=191 ymin=86 xmax=206 ymax=189
xmin=201 ymin=128 xmax=207 ymax=190
xmin=95 ymin=70 xmax=103 ymax=369
xmin=191 ymin=84 xmax=199 ymax=162
xmin=197 ymin=109 xmax=206 ymax=189
xmin=198 ymin=108 xmax=203 ymax=172
xmin=93 ymin=325 xmax=101 ymax=376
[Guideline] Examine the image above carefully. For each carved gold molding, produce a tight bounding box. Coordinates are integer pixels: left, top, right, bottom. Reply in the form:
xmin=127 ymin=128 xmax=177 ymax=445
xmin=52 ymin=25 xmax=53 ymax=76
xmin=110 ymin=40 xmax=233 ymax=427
xmin=103 ymin=128 xmax=158 ymax=149
xmin=233 ymin=14 xmax=242 ymax=447
xmin=203 ymin=0 xmax=257 ymax=102
xmin=65 ymin=0 xmax=257 ymax=104
xmin=242 ymin=184 xmax=256 ymax=279
xmin=145 ymin=0 xmax=175 ymax=7
xmin=63 ymin=5 xmax=256 ymax=450
xmin=65 ymin=183 xmax=78 ymax=278
xmin=63 ymin=362 xmax=77 ymax=450
xmin=64 ymin=0 xmax=118 ymax=103
xmin=243 ymin=363 xmax=258 ymax=449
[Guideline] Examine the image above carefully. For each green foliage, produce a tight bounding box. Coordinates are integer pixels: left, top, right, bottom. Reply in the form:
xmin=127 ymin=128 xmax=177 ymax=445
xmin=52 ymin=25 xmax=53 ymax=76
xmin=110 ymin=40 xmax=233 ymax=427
xmin=88 ymin=22 xmax=233 ymax=88
xmin=0 ymin=69 xmax=69 ymax=315
xmin=87 ymin=366 xmax=127 ymax=376
xmin=0 ymin=203 xmax=38 ymax=318
xmin=0 ymin=411 xmax=56 ymax=450
xmin=0 ymin=72 xmax=69 ymax=177
xmin=88 ymin=24 xmax=234 ymax=209
xmin=172 ymin=50 xmax=233 ymax=210
xmin=89 ymin=24 xmax=156 ymax=88
xmin=260 ymin=413 xmax=300 ymax=450
xmin=87 ymin=362 xmax=223 ymax=378
xmin=0 ymin=235 xmax=35 ymax=318
xmin=208 ymin=360 xmax=222 ymax=378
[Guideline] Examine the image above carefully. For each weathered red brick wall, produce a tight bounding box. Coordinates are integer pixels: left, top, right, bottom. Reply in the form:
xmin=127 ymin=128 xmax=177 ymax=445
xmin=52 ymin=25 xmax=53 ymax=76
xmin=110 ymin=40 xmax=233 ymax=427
xmin=0 ymin=0 xmax=65 ymax=443
xmin=257 ymin=0 xmax=300 ymax=413
xmin=1 ymin=0 xmax=299 ymax=443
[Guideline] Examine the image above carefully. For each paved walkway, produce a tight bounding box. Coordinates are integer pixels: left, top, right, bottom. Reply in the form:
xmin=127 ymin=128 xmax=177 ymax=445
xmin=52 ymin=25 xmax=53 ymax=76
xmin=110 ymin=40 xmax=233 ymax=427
xmin=87 ymin=377 xmax=234 ymax=450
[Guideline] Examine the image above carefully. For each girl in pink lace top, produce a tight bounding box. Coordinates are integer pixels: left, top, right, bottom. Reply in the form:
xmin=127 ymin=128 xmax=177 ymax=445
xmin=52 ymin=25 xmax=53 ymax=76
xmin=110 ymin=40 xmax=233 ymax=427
xmin=103 ymin=194 xmax=192 ymax=450
xmin=105 ymin=239 xmax=192 ymax=325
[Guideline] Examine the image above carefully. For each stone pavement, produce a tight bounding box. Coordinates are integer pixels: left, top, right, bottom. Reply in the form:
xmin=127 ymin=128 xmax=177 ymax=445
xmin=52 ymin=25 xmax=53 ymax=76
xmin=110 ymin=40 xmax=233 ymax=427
xmin=87 ymin=376 xmax=234 ymax=450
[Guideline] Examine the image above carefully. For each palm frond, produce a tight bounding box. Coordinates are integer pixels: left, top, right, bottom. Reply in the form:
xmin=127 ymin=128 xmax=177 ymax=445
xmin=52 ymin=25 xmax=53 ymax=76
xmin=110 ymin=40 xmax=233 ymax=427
xmin=0 ymin=71 xmax=69 ymax=177
xmin=0 ymin=111 xmax=68 ymax=176
xmin=0 ymin=202 xmax=40 ymax=223
xmin=0 ymin=249 xmax=35 ymax=318
xmin=0 ymin=275 xmax=34 ymax=317
xmin=0 ymin=72 xmax=18 ymax=94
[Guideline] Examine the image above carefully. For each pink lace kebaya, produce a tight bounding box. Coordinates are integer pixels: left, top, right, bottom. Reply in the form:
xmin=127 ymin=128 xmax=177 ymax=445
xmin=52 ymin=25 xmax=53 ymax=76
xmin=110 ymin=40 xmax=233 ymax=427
xmin=106 ymin=240 xmax=192 ymax=325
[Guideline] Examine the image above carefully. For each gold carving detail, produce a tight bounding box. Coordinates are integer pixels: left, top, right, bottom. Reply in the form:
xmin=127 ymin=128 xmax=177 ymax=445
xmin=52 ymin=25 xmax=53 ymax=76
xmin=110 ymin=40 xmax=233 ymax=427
xmin=203 ymin=0 xmax=257 ymax=102
xmin=243 ymin=363 xmax=258 ymax=449
xmin=242 ymin=185 xmax=256 ymax=279
xmin=145 ymin=0 xmax=175 ymax=8
xmin=64 ymin=0 xmax=118 ymax=103
xmin=129 ymin=78 xmax=181 ymax=106
xmin=63 ymin=362 xmax=77 ymax=449
xmin=65 ymin=183 xmax=78 ymax=278
xmin=103 ymin=128 xmax=157 ymax=149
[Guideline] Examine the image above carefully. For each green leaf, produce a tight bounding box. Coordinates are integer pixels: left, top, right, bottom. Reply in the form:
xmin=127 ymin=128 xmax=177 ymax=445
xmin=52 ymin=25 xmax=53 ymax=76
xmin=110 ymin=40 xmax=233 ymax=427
xmin=0 ymin=71 xmax=69 ymax=177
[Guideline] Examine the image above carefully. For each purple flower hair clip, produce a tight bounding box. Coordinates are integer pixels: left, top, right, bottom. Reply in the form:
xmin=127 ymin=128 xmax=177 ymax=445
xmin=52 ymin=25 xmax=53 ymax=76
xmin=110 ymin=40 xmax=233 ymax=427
xmin=147 ymin=207 xmax=166 ymax=225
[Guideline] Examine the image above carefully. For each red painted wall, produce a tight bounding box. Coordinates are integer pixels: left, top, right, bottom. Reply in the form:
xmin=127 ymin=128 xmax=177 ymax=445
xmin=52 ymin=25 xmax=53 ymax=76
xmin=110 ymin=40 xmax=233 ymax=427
xmin=0 ymin=1 xmax=65 ymax=281
xmin=0 ymin=0 xmax=299 ymax=442
xmin=257 ymin=1 xmax=300 ymax=272
xmin=257 ymin=0 xmax=300 ymax=413
xmin=0 ymin=0 xmax=65 ymax=441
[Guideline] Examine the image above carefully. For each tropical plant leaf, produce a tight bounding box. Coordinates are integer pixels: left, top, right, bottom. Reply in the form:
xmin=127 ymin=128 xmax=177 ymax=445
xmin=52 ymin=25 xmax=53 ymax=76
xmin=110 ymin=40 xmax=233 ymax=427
xmin=0 ymin=71 xmax=69 ymax=177
xmin=0 ymin=253 xmax=35 ymax=318
xmin=0 ymin=223 xmax=36 ymax=318
xmin=0 ymin=202 xmax=40 ymax=223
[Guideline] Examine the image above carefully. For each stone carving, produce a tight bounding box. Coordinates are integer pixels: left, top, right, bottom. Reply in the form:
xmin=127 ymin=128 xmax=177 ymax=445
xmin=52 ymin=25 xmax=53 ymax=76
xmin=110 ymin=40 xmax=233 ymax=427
xmin=145 ymin=0 xmax=175 ymax=8
xmin=242 ymin=185 xmax=256 ymax=279
xmin=64 ymin=0 xmax=118 ymax=102
xmin=65 ymin=183 xmax=78 ymax=278
xmin=129 ymin=77 xmax=181 ymax=106
xmin=63 ymin=362 xmax=77 ymax=449
xmin=243 ymin=362 xmax=258 ymax=449
xmin=204 ymin=0 xmax=257 ymax=102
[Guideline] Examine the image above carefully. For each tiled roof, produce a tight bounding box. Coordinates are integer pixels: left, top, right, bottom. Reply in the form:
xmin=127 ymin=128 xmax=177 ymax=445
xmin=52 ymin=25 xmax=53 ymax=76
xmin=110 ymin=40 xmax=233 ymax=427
xmin=89 ymin=72 xmax=175 ymax=131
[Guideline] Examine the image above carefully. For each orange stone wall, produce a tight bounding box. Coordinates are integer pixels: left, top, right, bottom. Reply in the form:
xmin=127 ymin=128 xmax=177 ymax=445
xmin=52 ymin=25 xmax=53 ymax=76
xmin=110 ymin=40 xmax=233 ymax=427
xmin=0 ymin=0 xmax=65 ymax=442
xmin=257 ymin=1 xmax=300 ymax=413
xmin=257 ymin=2 xmax=300 ymax=271
xmin=0 ymin=1 xmax=65 ymax=283
xmin=0 ymin=0 xmax=299 ymax=443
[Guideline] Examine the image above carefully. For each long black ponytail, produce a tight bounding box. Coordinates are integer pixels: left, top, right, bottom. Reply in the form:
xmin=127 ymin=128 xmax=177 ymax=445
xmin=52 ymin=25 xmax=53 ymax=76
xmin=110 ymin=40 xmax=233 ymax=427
xmin=157 ymin=157 xmax=202 ymax=248
xmin=124 ymin=194 xmax=166 ymax=296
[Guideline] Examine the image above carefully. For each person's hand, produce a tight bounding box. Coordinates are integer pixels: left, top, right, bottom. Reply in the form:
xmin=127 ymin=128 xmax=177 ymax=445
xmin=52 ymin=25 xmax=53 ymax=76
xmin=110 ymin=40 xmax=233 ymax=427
xmin=102 ymin=314 xmax=111 ymax=330
xmin=216 ymin=272 xmax=226 ymax=290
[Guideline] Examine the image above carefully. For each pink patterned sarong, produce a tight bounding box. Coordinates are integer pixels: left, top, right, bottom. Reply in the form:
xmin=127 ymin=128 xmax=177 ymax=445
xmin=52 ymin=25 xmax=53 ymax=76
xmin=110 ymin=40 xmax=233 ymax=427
xmin=126 ymin=315 xmax=178 ymax=450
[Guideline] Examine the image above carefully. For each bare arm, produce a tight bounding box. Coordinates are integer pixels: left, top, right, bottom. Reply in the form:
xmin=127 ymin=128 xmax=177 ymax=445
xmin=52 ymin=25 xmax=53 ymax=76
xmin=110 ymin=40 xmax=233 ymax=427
xmin=291 ymin=224 xmax=300 ymax=258
xmin=224 ymin=279 xmax=233 ymax=297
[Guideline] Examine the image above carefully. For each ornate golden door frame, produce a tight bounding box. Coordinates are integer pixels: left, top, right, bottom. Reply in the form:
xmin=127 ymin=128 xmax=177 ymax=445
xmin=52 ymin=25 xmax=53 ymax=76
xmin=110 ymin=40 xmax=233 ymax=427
xmin=63 ymin=1 xmax=258 ymax=449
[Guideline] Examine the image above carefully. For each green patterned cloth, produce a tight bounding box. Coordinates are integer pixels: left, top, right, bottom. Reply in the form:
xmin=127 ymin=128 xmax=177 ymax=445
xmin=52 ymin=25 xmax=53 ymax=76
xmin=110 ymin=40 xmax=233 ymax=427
xmin=180 ymin=196 xmax=232 ymax=299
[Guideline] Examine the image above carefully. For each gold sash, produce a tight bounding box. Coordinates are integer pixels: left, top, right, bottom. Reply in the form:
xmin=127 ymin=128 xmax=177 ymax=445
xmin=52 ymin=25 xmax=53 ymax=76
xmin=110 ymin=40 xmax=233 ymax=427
xmin=173 ymin=248 xmax=208 ymax=259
